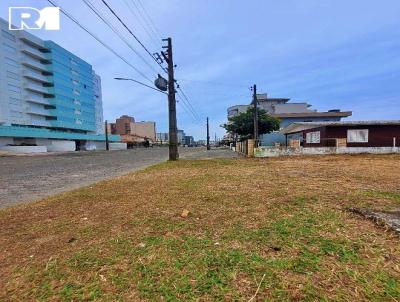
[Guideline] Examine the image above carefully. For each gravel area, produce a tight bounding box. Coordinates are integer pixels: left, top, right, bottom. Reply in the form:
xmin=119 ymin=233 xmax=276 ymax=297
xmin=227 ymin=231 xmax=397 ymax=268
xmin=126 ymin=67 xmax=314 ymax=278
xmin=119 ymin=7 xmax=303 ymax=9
xmin=0 ymin=147 xmax=237 ymax=208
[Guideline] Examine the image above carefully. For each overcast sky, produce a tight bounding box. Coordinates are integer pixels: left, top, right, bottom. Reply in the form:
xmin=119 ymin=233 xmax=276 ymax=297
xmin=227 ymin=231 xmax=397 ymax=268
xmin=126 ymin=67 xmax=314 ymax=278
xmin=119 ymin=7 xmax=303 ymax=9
xmin=1 ymin=0 xmax=400 ymax=140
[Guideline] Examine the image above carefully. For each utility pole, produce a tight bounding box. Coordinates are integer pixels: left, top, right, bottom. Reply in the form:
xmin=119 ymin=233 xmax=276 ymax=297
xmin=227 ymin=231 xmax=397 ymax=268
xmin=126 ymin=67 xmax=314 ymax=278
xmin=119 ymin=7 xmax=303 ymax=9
xmin=206 ymin=117 xmax=210 ymax=150
xmin=252 ymin=84 xmax=258 ymax=147
xmin=105 ymin=120 xmax=109 ymax=151
xmin=162 ymin=37 xmax=178 ymax=160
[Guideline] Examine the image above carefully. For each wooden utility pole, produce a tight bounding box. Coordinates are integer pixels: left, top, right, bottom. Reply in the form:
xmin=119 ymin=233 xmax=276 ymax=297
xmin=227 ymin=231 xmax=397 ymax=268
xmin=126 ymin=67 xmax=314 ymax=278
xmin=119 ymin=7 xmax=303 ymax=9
xmin=252 ymin=84 xmax=258 ymax=146
xmin=105 ymin=120 xmax=109 ymax=151
xmin=206 ymin=117 xmax=210 ymax=150
xmin=162 ymin=37 xmax=178 ymax=160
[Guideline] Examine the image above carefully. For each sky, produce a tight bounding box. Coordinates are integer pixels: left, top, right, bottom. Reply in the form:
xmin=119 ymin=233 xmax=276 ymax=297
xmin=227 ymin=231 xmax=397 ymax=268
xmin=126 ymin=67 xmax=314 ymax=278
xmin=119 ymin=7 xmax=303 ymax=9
xmin=1 ymin=0 xmax=400 ymax=140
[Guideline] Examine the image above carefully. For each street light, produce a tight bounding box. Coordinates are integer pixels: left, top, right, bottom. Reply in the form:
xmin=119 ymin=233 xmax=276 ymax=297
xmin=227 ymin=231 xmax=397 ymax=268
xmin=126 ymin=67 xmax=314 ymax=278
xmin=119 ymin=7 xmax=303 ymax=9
xmin=114 ymin=77 xmax=167 ymax=95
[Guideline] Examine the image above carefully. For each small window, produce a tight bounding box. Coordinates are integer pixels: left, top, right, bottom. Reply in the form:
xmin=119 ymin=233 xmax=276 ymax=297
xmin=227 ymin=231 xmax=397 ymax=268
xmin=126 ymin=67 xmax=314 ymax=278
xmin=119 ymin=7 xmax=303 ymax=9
xmin=347 ymin=129 xmax=368 ymax=143
xmin=306 ymin=131 xmax=320 ymax=143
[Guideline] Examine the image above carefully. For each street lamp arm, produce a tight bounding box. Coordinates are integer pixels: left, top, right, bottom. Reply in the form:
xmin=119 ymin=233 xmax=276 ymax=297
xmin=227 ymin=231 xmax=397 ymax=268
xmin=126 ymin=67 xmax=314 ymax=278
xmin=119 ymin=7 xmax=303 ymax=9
xmin=114 ymin=77 xmax=168 ymax=95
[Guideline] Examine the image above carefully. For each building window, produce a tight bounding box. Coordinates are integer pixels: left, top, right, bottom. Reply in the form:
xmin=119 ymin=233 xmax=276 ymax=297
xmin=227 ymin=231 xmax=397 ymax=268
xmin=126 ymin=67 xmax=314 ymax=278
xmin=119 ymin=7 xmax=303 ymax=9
xmin=306 ymin=131 xmax=320 ymax=144
xmin=347 ymin=129 xmax=368 ymax=143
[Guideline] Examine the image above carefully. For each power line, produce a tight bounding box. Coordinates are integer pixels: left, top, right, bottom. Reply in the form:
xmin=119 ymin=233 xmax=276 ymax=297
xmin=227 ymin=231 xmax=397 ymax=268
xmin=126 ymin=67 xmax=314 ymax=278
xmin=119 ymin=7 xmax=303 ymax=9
xmin=81 ymin=0 xmax=158 ymax=74
xmin=176 ymin=92 xmax=202 ymax=125
xmin=177 ymin=78 xmax=250 ymax=88
xmin=134 ymin=0 xmax=163 ymax=40
xmin=176 ymin=86 xmax=202 ymax=122
xmin=124 ymin=0 xmax=162 ymax=48
xmin=122 ymin=0 xmax=161 ymax=49
xmin=176 ymin=97 xmax=203 ymax=126
xmin=46 ymin=0 xmax=152 ymax=83
xmin=100 ymin=0 xmax=166 ymax=73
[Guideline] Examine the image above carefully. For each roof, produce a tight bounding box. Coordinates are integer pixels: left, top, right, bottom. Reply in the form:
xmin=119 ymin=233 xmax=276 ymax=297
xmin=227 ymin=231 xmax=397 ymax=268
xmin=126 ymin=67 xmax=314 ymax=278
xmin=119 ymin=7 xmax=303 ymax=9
xmin=281 ymin=120 xmax=400 ymax=134
xmin=271 ymin=111 xmax=352 ymax=118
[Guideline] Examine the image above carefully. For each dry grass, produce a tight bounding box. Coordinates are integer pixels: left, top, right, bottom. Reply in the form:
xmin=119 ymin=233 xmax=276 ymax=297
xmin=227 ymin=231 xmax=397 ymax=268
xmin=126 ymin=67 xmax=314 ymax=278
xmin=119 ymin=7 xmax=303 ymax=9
xmin=0 ymin=154 xmax=399 ymax=301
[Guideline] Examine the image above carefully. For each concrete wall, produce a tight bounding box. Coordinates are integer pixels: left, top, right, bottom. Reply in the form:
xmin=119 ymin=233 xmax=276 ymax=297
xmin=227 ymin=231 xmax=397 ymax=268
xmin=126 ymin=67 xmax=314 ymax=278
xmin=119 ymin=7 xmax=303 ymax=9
xmin=85 ymin=141 xmax=106 ymax=151
xmin=47 ymin=140 xmax=76 ymax=152
xmin=109 ymin=142 xmax=127 ymax=150
xmin=0 ymin=137 xmax=13 ymax=147
xmin=254 ymin=146 xmax=400 ymax=157
xmin=0 ymin=145 xmax=47 ymax=153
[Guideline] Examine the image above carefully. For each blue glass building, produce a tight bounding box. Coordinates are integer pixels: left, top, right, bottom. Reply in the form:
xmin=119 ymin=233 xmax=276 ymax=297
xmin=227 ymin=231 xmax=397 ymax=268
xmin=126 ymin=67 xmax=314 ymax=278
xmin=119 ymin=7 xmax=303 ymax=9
xmin=0 ymin=18 xmax=120 ymax=151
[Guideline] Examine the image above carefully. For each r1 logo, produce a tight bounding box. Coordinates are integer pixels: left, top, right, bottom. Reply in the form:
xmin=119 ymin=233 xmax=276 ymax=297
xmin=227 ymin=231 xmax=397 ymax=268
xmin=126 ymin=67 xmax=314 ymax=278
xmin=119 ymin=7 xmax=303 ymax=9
xmin=8 ymin=7 xmax=60 ymax=30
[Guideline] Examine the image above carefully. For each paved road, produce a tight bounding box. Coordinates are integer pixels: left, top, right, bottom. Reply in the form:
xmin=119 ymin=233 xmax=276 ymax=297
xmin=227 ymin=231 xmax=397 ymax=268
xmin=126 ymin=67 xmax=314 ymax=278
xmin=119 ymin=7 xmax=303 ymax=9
xmin=0 ymin=147 xmax=237 ymax=208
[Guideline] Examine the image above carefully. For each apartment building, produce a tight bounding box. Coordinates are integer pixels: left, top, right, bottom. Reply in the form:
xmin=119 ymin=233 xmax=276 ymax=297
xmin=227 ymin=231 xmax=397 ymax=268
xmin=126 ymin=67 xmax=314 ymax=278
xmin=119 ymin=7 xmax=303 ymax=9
xmin=227 ymin=94 xmax=352 ymax=146
xmin=109 ymin=115 xmax=156 ymax=147
xmin=0 ymin=18 xmax=119 ymax=152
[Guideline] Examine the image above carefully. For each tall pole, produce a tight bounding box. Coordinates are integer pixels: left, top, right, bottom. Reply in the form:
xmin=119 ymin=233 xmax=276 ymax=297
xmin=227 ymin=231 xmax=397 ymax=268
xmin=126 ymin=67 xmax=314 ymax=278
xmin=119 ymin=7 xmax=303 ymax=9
xmin=105 ymin=120 xmax=109 ymax=151
xmin=162 ymin=37 xmax=178 ymax=160
xmin=206 ymin=117 xmax=210 ymax=150
xmin=253 ymin=84 xmax=258 ymax=147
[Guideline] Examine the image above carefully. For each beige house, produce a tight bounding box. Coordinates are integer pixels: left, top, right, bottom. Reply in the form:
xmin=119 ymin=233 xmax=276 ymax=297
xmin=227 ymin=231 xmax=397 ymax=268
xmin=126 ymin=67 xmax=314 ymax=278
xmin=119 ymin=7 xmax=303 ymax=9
xmin=109 ymin=115 xmax=156 ymax=145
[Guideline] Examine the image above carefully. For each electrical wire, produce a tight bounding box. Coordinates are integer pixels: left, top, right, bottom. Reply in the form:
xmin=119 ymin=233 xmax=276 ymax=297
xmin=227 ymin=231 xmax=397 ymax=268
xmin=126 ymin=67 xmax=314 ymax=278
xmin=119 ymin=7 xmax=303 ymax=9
xmin=81 ymin=0 xmax=159 ymax=74
xmin=122 ymin=0 xmax=161 ymax=49
xmin=134 ymin=0 xmax=163 ymax=40
xmin=176 ymin=86 xmax=203 ymax=122
xmin=46 ymin=0 xmax=153 ymax=83
xmin=100 ymin=0 xmax=166 ymax=73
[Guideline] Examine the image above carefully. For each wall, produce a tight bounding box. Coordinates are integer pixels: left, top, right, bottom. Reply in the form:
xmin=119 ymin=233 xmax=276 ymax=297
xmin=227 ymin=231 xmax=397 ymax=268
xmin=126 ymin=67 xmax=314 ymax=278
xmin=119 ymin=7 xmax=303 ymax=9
xmin=85 ymin=141 xmax=106 ymax=151
xmin=0 ymin=137 xmax=13 ymax=147
xmin=0 ymin=145 xmax=47 ymax=153
xmin=109 ymin=142 xmax=127 ymax=150
xmin=47 ymin=140 xmax=76 ymax=152
xmin=131 ymin=122 xmax=156 ymax=141
xmin=254 ymin=146 xmax=400 ymax=157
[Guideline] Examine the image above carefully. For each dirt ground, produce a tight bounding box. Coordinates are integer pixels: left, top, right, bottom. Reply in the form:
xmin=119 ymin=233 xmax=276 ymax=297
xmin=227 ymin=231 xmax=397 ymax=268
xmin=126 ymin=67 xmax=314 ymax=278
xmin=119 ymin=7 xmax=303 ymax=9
xmin=0 ymin=154 xmax=399 ymax=301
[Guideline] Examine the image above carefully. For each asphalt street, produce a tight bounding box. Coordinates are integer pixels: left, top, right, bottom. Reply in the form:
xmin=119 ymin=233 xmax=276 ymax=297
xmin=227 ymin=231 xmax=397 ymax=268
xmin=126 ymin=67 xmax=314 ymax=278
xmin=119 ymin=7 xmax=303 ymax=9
xmin=0 ymin=147 xmax=237 ymax=208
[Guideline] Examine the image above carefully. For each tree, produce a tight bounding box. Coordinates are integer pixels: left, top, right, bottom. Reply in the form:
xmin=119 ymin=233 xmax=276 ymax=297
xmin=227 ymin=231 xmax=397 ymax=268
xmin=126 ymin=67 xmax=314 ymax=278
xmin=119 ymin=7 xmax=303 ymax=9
xmin=223 ymin=107 xmax=280 ymax=139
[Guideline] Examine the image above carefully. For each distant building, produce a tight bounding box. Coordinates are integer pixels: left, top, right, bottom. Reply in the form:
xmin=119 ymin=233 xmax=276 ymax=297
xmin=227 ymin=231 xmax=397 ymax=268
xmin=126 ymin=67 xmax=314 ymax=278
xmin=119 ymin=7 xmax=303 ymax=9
xmin=227 ymin=94 xmax=352 ymax=146
xmin=184 ymin=135 xmax=194 ymax=146
xmin=156 ymin=132 xmax=168 ymax=144
xmin=109 ymin=115 xmax=156 ymax=146
xmin=177 ymin=129 xmax=185 ymax=145
xmin=0 ymin=18 xmax=120 ymax=152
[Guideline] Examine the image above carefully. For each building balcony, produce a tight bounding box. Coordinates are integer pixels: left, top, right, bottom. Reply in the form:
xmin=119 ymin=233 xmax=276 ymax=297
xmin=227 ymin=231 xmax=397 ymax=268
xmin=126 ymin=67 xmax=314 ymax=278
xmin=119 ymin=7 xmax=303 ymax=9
xmin=30 ymin=119 xmax=51 ymax=127
xmin=27 ymin=106 xmax=55 ymax=117
xmin=21 ymin=56 xmax=51 ymax=73
xmin=24 ymin=94 xmax=51 ymax=106
xmin=19 ymin=33 xmax=49 ymax=51
xmin=22 ymin=69 xmax=53 ymax=84
xmin=23 ymin=81 xmax=54 ymax=95
xmin=21 ymin=44 xmax=50 ymax=61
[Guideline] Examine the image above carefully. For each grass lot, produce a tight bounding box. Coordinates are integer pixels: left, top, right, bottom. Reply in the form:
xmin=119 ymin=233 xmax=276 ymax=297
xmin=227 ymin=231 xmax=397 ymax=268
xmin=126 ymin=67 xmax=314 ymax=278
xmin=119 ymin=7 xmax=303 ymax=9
xmin=0 ymin=154 xmax=399 ymax=301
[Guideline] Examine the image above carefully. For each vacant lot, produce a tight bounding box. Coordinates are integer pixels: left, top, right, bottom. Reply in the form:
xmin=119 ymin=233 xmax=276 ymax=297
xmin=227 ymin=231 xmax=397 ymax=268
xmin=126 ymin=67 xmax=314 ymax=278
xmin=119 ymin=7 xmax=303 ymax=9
xmin=0 ymin=154 xmax=399 ymax=301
